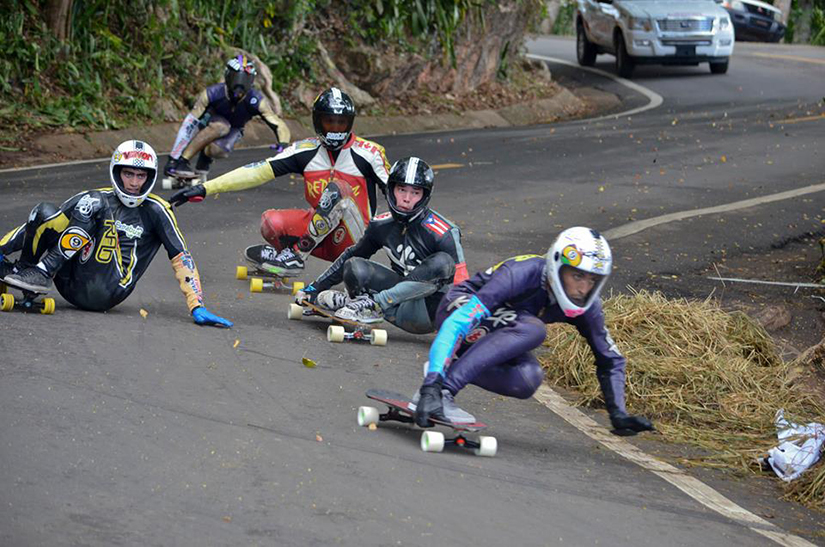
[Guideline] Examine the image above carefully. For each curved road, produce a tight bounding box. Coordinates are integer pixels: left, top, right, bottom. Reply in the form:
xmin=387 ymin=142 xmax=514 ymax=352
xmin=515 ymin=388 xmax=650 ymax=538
xmin=1 ymin=36 xmax=824 ymax=546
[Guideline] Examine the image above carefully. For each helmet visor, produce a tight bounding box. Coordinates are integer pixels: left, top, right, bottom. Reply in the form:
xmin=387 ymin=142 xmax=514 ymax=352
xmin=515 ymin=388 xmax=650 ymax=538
xmin=226 ymin=71 xmax=254 ymax=101
xmin=114 ymin=166 xmax=154 ymax=196
xmin=319 ymin=113 xmax=353 ymax=135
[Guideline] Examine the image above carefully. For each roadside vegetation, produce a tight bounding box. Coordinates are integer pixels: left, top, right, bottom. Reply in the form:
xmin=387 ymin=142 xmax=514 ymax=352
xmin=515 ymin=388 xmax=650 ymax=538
xmin=540 ymin=290 xmax=825 ymax=511
xmin=1 ymin=0 xmax=545 ymax=140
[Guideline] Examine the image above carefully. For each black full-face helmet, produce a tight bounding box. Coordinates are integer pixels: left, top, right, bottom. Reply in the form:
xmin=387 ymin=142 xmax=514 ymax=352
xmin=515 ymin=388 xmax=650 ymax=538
xmin=225 ymin=54 xmax=257 ymax=103
xmin=386 ymin=156 xmax=434 ymax=223
xmin=312 ymin=87 xmax=356 ymax=150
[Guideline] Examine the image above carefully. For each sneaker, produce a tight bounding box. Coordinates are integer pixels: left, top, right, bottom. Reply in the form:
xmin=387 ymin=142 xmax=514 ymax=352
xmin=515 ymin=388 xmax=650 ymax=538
xmin=164 ymin=157 xmax=195 ymax=178
xmin=441 ymin=390 xmax=476 ymax=424
xmin=0 ymin=258 xmax=17 ymax=280
xmin=316 ymin=289 xmax=348 ymax=312
xmin=244 ymin=244 xmax=305 ymax=277
xmin=195 ymin=152 xmax=213 ymax=175
xmin=334 ymin=295 xmax=383 ymax=324
xmin=4 ymin=266 xmax=52 ymax=293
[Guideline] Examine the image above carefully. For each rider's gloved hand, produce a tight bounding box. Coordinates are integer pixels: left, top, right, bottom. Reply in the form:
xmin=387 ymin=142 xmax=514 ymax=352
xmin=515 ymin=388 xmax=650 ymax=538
xmin=192 ymin=306 xmax=233 ymax=328
xmin=295 ymin=284 xmax=319 ymax=305
xmin=170 ymin=184 xmax=206 ymax=207
xmin=610 ymin=412 xmax=655 ymax=436
xmin=414 ymin=373 xmax=448 ymax=428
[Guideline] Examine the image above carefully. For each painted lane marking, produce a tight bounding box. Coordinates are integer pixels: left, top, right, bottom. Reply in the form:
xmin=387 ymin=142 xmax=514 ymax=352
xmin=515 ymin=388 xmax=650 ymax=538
xmin=604 ymin=181 xmax=825 ymax=241
xmin=533 ymin=385 xmax=816 ymax=547
xmin=747 ymin=51 xmax=825 ymax=66
xmin=775 ymin=113 xmax=825 ymax=125
xmin=526 ymin=53 xmax=664 ymax=121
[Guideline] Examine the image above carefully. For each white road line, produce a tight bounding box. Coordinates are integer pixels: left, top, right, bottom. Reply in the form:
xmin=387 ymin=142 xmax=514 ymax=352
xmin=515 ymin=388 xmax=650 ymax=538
xmin=526 ymin=53 xmax=664 ymax=120
xmin=533 ymin=385 xmax=817 ymax=547
xmin=604 ymin=181 xmax=825 ymax=240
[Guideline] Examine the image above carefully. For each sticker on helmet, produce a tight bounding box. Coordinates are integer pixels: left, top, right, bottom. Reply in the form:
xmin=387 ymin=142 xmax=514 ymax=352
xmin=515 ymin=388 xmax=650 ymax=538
xmin=561 ymin=245 xmax=582 ymax=267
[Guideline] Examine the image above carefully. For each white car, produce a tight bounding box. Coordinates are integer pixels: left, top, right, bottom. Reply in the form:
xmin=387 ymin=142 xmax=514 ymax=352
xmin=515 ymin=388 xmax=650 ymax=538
xmin=576 ymin=0 xmax=735 ymax=77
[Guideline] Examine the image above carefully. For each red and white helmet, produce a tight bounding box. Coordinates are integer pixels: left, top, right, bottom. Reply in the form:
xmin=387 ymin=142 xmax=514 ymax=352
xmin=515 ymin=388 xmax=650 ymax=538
xmin=109 ymin=140 xmax=158 ymax=208
xmin=545 ymin=227 xmax=612 ymax=317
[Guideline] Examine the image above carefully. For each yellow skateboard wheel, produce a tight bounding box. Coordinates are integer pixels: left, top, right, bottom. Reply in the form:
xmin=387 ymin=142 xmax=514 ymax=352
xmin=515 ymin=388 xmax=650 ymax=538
xmin=40 ymin=297 xmax=55 ymax=315
xmin=1 ymin=293 xmax=14 ymax=312
xmin=250 ymin=278 xmax=264 ymax=292
xmin=291 ymin=281 xmax=305 ymax=295
xmin=236 ymin=266 xmax=248 ymax=280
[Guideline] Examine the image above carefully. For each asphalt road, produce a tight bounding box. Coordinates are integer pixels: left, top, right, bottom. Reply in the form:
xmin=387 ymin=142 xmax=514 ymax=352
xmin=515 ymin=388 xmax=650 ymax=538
xmin=2 ymin=36 xmax=824 ymax=546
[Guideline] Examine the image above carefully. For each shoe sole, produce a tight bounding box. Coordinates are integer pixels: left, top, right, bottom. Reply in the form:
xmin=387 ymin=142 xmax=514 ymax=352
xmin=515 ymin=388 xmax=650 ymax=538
xmin=3 ymin=276 xmax=50 ymax=294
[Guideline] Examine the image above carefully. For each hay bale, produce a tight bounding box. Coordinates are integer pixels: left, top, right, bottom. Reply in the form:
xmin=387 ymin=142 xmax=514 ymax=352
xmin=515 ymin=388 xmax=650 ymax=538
xmin=539 ymin=289 xmax=825 ymax=509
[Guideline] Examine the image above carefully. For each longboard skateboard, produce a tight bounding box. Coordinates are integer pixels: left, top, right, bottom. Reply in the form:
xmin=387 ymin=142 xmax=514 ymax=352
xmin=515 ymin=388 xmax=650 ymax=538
xmin=0 ymin=279 xmax=56 ymax=314
xmin=357 ymin=388 xmax=497 ymax=456
xmin=235 ymin=265 xmax=305 ymax=295
xmin=161 ymin=171 xmax=206 ymax=190
xmin=287 ymin=301 xmax=388 ymax=346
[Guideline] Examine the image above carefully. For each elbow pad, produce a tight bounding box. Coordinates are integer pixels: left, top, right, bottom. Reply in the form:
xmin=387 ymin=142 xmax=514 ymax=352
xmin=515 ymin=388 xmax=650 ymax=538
xmin=427 ymin=295 xmax=490 ymax=377
xmin=171 ymin=252 xmax=204 ymax=312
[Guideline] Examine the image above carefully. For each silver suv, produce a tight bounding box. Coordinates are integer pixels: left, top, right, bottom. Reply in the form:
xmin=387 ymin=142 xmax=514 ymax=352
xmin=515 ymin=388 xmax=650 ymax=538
xmin=576 ymin=0 xmax=734 ymax=77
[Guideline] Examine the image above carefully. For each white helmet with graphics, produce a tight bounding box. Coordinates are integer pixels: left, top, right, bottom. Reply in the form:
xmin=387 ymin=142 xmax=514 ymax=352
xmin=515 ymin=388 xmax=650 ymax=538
xmin=545 ymin=226 xmax=612 ymax=318
xmin=110 ymin=140 xmax=158 ymax=208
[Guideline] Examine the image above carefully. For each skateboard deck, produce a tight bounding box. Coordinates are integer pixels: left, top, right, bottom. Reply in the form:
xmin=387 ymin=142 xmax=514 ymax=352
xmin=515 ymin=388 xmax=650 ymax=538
xmin=287 ymin=301 xmax=388 ymax=346
xmin=0 ymin=278 xmax=56 ymax=314
xmin=235 ymin=264 xmax=305 ymax=295
xmin=161 ymin=172 xmax=206 ymax=190
xmin=358 ymin=389 xmax=496 ymax=456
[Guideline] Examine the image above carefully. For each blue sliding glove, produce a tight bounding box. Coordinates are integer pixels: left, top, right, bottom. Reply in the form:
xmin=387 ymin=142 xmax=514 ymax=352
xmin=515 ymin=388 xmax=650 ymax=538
xmin=192 ymin=306 xmax=233 ymax=328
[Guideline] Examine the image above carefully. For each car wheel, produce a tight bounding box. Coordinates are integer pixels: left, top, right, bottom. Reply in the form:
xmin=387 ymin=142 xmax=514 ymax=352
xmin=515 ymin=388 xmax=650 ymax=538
xmin=577 ymin=21 xmax=598 ymax=67
xmin=709 ymin=60 xmax=729 ymax=74
xmin=615 ymin=33 xmax=635 ymax=78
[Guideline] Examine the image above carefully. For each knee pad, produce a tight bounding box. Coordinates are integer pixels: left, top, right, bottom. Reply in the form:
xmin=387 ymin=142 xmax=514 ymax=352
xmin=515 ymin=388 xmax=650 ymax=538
xmin=342 ymin=257 xmax=373 ymax=296
xmin=408 ymin=251 xmax=455 ymax=284
xmin=27 ymin=202 xmax=59 ymax=227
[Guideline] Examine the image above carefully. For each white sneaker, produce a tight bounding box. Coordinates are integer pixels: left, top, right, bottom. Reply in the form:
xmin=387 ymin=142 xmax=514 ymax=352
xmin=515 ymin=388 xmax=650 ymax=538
xmin=334 ymin=295 xmax=383 ymax=324
xmin=442 ymin=390 xmax=476 ymax=424
xmin=316 ymin=289 xmax=348 ymax=312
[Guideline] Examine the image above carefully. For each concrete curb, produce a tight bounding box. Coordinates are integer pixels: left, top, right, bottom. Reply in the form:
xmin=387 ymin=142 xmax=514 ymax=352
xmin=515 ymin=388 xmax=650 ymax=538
xmin=31 ymin=87 xmax=586 ymax=163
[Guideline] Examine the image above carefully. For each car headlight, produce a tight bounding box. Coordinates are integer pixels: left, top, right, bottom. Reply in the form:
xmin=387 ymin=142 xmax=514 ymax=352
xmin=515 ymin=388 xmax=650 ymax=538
xmin=719 ymin=16 xmax=730 ymax=29
xmin=629 ymin=17 xmax=652 ymax=31
xmin=730 ymin=0 xmax=745 ymax=10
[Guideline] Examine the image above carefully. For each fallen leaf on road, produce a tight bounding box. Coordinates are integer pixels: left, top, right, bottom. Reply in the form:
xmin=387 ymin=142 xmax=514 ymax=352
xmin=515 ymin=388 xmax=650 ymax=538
xmin=368 ymin=423 xmax=377 ymax=431
xmin=233 ymin=339 xmax=240 ymax=349
xmin=139 ymin=309 xmax=148 ymax=319
xmin=316 ymin=434 xmax=323 ymax=442
xmin=302 ymin=357 xmax=316 ymax=368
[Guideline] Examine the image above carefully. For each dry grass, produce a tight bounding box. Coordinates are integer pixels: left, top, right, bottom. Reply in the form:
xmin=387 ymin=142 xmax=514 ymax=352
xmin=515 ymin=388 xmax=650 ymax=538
xmin=539 ymin=289 xmax=825 ymax=510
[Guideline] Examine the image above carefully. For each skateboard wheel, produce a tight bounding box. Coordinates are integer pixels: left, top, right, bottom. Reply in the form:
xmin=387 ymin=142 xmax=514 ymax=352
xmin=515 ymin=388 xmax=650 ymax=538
xmin=291 ymin=281 xmax=305 ymax=295
xmin=475 ymin=436 xmax=497 ymax=457
xmin=40 ymin=297 xmax=56 ymax=315
xmin=370 ymin=329 xmax=388 ymax=346
xmin=236 ymin=266 xmax=248 ymax=280
xmin=161 ymin=178 xmax=173 ymax=190
xmin=1 ymin=293 xmax=14 ymax=312
xmin=250 ymin=277 xmax=264 ymax=292
xmin=420 ymin=431 xmax=445 ymax=453
xmin=327 ymin=325 xmax=346 ymax=343
xmin=287 ymin=303 xmax=304 ymax=320
xmin=357 ymin=406 xmax=380 ymax=427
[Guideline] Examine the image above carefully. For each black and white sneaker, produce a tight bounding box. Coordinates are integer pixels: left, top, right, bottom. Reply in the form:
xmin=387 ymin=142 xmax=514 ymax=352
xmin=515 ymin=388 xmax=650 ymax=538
xmin=244 ymin=244 xmax=304 ymax=277
xmin=164 ymin=157 xmax=195 ymax=178
xmin=316 ymin=290 xmax=348 ymax=312
xmin=4 ymin=266 xmax=52 ymax=293
xmin=0 ymin=258 xmax=17 ymax=281
xmin=409 ymin=389 xmax=475 ymax=423
xmin=334 ymin=295 xmax=383 ymax=324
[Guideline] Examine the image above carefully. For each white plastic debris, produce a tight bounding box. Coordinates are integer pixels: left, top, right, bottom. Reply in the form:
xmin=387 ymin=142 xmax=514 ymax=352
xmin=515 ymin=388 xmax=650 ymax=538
xmin=766 ymin=409 xmax=825 ymax=482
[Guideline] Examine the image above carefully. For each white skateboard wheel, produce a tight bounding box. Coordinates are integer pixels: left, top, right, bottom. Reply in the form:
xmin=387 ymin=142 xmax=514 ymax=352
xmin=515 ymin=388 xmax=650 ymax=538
xmin=328 ymin=325 xmax=346 ymax=343
xmin=287 ymin=303 xmax=303 ymax=320
xmin=291 ymin=281 xmax=305 ymax=295
xmin=236 ymin=265 xmax=248 ymax=280
xmin=357 ymin=406 xmax=380 ymax=427
xmin=474 ymin=436 xmax=497 ymax=457
xmin=370 ymin=329 xmax=388 ymax=346
xmin=161 ymin=178 xmax=173 ymax=190
xmin=250 ymin=278 xmax=264 ymax=292
xmin=420 ymin=431 xmax=445 ymax=453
